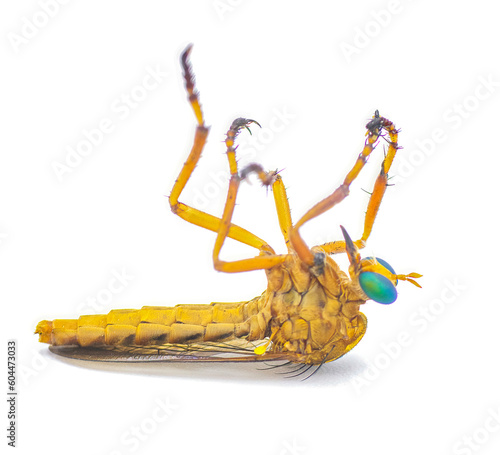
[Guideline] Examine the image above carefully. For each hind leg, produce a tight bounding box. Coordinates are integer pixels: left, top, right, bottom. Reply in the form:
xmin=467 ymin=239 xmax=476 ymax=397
xmin=169 ymin=45 xmax=275 ymax=253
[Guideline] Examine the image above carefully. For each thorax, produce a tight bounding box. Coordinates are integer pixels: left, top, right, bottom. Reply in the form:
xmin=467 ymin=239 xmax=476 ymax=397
xmin=261 ymin=253 xmax=367 ymax=358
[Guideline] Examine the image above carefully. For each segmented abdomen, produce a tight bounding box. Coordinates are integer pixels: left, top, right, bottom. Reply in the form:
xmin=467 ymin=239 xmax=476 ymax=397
xmin=36 ymin=296 xmax=268 ymax=347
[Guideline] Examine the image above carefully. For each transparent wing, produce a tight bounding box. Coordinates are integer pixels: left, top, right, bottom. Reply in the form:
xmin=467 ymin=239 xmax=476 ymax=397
xmin=49 ymin=339 xmax=290 ymax=363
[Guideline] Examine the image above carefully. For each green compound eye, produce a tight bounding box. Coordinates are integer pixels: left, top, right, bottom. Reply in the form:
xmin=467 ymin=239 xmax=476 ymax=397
xmin=359 ymin=257 xmax=397 ymax=304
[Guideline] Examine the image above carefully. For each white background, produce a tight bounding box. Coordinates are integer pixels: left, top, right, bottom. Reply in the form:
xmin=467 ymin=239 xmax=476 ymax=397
xmin=1 ymin=1 xmax=499 ymax=454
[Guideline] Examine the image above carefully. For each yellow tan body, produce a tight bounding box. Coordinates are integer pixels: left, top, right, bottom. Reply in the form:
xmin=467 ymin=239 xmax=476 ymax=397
xmin=36 ymin=254 xmax=367 ymax=364
xmin=35 ymin=46 xmax=421 ymax=371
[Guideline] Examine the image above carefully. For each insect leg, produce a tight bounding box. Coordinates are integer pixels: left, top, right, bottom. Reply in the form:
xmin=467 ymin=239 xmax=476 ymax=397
xmin=212 ymin=119 xmax=291 ymax=273
xmin=289 ymin=112 xmax=399 ymax=265
xmin=237 ymin=161 xmax=293 ymax=251
xmin=272 ymin=174 xmax=294 ymax=251
xmin=168 ymin=44 xmax=274 ymax=252
xmin=316 ymin=114 xmax=401 ymax=254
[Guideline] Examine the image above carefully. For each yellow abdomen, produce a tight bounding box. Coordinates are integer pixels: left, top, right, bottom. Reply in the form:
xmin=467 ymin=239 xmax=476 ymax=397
xmin=35 ymin=297 xmax=268 ymax=347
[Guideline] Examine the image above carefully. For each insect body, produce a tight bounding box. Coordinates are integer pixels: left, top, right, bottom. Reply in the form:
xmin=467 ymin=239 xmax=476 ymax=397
xmin=36 ymin=45 xmax=421 ymax=375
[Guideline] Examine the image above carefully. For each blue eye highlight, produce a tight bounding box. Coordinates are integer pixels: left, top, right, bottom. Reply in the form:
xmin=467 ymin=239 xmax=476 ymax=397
xmin=359 ymin=257 xmax=397 ymax=304
xmin=363 ymin=257 xmax=396 ymax=275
